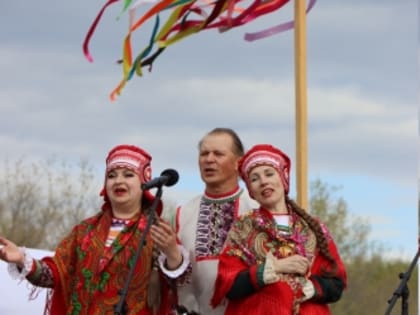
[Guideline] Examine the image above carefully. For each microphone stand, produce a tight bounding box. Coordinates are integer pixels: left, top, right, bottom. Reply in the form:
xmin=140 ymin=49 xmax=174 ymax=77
xmin=114 ymin=186 xmax=164 ymax=315
xmin=384 ymin=249 xmax=419 ymax=315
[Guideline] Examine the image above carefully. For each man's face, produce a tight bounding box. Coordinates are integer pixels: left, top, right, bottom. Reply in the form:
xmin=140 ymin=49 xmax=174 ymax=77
xmin=198 ymin=133 xmax=240 ymax=190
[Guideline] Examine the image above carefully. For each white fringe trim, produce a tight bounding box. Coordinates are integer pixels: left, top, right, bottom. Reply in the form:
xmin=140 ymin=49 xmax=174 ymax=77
xmin=8 ymin=247 xmax=34 ymax=280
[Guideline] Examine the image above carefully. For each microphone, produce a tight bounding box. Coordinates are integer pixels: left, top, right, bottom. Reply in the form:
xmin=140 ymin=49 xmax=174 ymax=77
xmin=141 ymin=169 xmax=179 ymax=190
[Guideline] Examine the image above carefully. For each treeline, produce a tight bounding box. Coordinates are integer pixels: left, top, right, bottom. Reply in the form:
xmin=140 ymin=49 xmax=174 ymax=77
xmin=0 ymin=160 xmax=417 ymax=314
xmin=310 ymin=179 xmax=418 ymax=315
xmin=0 ymin=158 xmax=100 ymax=249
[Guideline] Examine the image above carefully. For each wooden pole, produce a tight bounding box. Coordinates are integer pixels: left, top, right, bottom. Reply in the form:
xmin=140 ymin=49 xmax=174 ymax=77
xmin=294 ymin=0 xmax=308 ymax=210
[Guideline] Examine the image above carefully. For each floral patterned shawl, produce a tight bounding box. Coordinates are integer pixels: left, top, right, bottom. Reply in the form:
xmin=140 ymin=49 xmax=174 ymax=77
xmin=212 ymin=207 xmax=346 ymax=315
xmin=42 ymin=208 xmax=172 ymax=315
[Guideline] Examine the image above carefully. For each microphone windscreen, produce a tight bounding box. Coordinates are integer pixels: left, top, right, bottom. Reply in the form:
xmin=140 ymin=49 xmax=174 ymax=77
xmin=160 ymin=169 xmax=179 ymax=186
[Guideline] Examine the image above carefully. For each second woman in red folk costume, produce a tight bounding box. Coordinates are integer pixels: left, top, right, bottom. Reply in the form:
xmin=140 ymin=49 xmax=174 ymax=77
xmin=0 ymin=144 xmax=190 ymax=315
xmin=211 ymin=144 xmax=347 ymax=315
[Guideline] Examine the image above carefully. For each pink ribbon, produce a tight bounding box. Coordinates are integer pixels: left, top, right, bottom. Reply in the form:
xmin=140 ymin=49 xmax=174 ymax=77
xmin=244 ymin=0 xmax=316 ymax=42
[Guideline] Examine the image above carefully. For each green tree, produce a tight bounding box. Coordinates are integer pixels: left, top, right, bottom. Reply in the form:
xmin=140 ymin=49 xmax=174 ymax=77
xmin=309 ymin=179 xmax=418 ymax=315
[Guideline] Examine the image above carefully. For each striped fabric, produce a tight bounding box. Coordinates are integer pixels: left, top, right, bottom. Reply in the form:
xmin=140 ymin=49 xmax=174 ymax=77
xmin=105 ymin=218 xmax=131 ymax=247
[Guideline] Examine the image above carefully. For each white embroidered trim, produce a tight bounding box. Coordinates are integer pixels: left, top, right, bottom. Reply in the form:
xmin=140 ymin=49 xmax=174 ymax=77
xmin=158 ymin=245 xmax=190 ymax=279
xmin=302 ymin=279 xmax=315 ymax=301
xmin=7 ymin=247 xmax=34 ymax=280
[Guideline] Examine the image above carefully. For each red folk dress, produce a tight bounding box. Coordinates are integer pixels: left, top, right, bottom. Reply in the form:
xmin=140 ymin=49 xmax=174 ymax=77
xmin=211 ymin=207 xmax=347 ymax=315
xmin=27 ymin=208 xmax=174 ymax=315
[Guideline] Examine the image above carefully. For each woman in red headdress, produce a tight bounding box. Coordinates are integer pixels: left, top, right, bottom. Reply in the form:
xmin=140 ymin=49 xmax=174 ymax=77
xmin=0 ymin=144 xmax=190 ymax=315
xmin=211 ymin=144 xmax=347 ymax=315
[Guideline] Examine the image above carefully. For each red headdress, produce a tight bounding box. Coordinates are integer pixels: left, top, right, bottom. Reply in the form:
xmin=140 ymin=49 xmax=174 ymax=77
xmin=100 ymin=144 xmax=161 ymax=214
xmin=238 ymin=144 xmax=291 ymax=197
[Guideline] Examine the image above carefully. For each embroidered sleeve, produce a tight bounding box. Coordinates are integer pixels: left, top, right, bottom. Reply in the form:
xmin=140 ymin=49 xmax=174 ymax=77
xmin=26 ymin=258 xmax=55 ymax=288
xmin=7 ymin=247 xmax=55 ymax=288
xmin=158 ymin=245 xmax=192 ymax=285
xmin=172 ymin=263 xmax=192 ymax=287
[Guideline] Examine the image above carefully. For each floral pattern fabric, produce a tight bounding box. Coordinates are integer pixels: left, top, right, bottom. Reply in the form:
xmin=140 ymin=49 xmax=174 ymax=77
xmin=26 ymin=209 xmax=174 ymax=315
xmin=212 ymin=207 xmax=347 ymax=315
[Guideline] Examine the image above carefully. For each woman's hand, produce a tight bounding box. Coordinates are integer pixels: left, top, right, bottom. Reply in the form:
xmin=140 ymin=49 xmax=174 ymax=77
xmin=150 ymin=218 xmax=182 ymax=270
xmin=0 ymin=237 xmax=25 ymax=267
xmin=273 ymin=254 xmax=310 ymax=276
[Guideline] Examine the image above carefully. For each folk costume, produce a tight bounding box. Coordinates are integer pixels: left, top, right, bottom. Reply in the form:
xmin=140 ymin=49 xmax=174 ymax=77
xmin=8 ymin=145 xmax=190 ymax=315
xmin=175 ymin=187 xmax=257 ymax=315
xmin=211 ymin=144 xmax=347 ymax=315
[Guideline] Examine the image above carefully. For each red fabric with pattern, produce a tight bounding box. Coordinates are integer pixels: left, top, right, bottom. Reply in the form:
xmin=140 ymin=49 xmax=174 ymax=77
xmin=43 ymin=209 xmax=172 ymax=315
xmin=211 ymin=207 xmax=347 ymax=315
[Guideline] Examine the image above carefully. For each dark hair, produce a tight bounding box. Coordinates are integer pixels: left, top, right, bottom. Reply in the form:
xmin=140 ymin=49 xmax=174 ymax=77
xmin=286 ymin=196 xmax=338 ymax=276
xmin=199 ymin=127 xmax=244 ymax=157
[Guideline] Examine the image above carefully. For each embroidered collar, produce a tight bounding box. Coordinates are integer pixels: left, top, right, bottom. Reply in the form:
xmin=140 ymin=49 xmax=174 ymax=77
xmin=202 ymin=186 xmax=243 ymax=204
xmin=111 ymin=217 xmax=132 ymax=225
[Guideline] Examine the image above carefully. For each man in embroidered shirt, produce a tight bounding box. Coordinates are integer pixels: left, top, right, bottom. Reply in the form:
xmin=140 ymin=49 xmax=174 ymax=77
xmin=175 ymin=128 xmax=257 ymax=315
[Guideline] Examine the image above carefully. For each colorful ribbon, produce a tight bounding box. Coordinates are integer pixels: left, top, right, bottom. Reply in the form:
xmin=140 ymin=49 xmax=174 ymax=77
xmin=83 ymin=0 xmax=317 ymax=100
xmin=244 ymin=0 xmax=316 ymax=41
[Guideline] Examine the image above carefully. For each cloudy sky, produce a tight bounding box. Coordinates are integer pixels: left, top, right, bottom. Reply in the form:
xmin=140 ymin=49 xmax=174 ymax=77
xmin=1 ymin=0 xmax=417 ymax=260
xmin=0 ymin=0 xmax=418 ymax=312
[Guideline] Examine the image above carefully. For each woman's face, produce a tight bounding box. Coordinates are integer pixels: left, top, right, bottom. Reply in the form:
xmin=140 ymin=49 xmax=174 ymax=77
xmin=248 ymin=164 xmax=285 ymax=209
xmin=105 ymin=167 xmax=142 ymax=209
